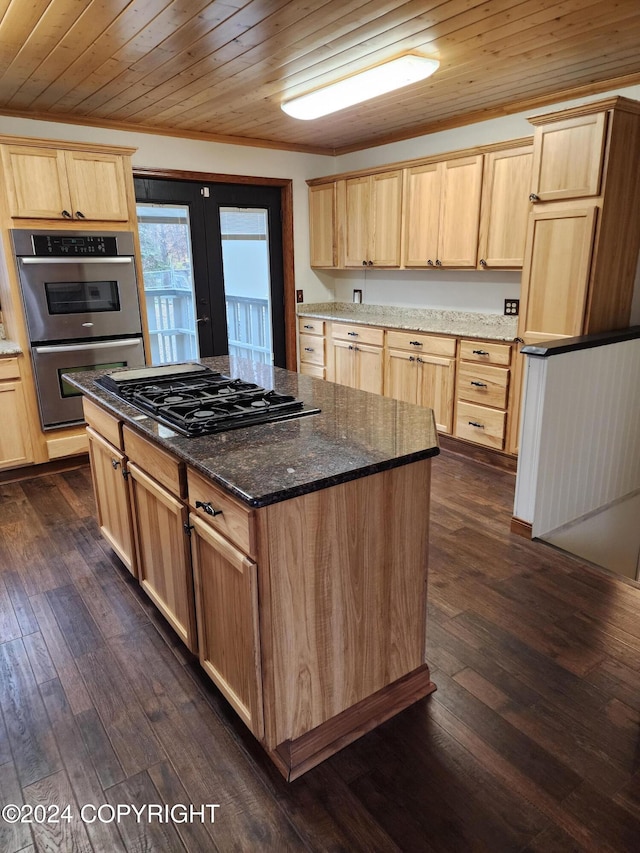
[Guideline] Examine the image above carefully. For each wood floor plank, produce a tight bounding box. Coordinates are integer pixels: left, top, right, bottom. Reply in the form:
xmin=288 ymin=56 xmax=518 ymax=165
xmin=22 ymin=768 xmax=93 ymax=853
xmin=2 ymin=570 xmax=38 ymax=636
xmin=75 ymin=707 xmax=126 ymax=790
xmin=30 ymin=592 xmax=93 ymax=715
xmin=0 ymin=760 xmax=33 ymax=853
xmin=0 ymin=574 xmax=21 ymax=643
xmin=45 ymin=585 xmax=104 ymax=659
xmin=22 ymin=631 xmax=56 ymax=685
xmin=39 ymin=678 xmax=127 ymax=853
xmin=0 ymin=638 xmax=62 ymax=787
xmin=75 ymin=644 xmax=165 ymax=777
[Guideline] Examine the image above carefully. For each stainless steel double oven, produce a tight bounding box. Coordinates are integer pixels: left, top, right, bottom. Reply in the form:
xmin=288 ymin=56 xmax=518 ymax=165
xmin=11 ymin=230 xmax=145 ymax=428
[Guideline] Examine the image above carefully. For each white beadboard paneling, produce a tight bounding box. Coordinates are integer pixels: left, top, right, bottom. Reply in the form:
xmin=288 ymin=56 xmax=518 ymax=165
xmin=522 ymin=338 xmax=640 ymax=538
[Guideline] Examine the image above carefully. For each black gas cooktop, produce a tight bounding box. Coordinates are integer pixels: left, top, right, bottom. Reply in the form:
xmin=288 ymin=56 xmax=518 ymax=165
xmin=96 ymin=363 xmax=319 ymax=437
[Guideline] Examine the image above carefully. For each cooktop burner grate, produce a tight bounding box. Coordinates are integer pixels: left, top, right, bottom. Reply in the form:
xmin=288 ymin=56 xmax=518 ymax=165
xmin=96 ymin=365 xmax=319 ymax=436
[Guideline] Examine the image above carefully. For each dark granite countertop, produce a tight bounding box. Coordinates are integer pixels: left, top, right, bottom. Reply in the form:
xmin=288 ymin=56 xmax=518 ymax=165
xmin=66 ymin=356 xmax=440 ymax=508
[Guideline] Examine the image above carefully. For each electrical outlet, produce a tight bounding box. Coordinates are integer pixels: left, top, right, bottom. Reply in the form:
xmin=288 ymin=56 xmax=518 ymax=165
xmin=296 ymin=289 xmax=304 ymax=303
xmin=504 ymin=299 xmax=519 ymax=316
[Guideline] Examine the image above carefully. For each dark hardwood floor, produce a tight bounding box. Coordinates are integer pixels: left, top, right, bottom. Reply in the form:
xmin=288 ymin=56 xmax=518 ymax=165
xmin=1 ymin=452 xmax=639 ymax=852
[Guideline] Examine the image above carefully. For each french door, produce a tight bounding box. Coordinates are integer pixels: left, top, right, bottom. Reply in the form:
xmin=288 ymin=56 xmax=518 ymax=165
xmin=134 ymin=177 xmax=286 ymax=367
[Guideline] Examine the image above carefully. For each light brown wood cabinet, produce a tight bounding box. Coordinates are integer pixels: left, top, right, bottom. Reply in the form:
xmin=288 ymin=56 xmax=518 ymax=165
xmin=298 ymin=316 xmax=326 ymax=379
xmin=329 ymin=322 xmax=384 ymax=395
xmin=454 ymin=340 xmax=512 ymax=450
xmin=477 ymin=145 xmax=533 ymax=268
xmin=0 ymin=357 xmax=33 ymax=469
xmin=384 ymin=331 xmax=456 ymax=433
xmin=86 ymin=426 xmax=137 ymax=576
xmin=1 ymin=144 xmax=129 ymax=221
xmin=403 ymin=156 xmax=483 ymax=268
xmin=344 ymin=170 xmax=403 ymax=267
xmin=308 ymin=183 xmax=337 ymax=268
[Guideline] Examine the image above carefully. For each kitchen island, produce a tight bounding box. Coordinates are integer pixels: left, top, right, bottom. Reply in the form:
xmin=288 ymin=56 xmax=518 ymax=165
xmin=67 ymin=356 xmax=439 ymax=780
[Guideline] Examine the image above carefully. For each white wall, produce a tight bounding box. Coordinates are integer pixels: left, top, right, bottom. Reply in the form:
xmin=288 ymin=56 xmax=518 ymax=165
xmin=3 ymin=80 xmax=640 ymax=316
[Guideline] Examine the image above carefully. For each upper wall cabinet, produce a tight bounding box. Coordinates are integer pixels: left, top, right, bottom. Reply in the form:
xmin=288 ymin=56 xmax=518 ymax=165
xmin=308 ymin=182 xmax=337 ymax=268
xmin=529 ymin=112 xmax=607 ymax=203
xmin=403 ymin=155 xmax=483 ymax=268
xmin=344 ymin=170 xmax=403 ymax=268
xmin=477 ymin=145 xmax=533 ymax=268
xmin=1 ymin=144 xmax=130 ymax=221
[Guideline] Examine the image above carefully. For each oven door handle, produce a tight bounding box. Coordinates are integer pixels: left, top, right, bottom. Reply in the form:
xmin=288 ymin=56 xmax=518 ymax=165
xmin=20 ymin=257 xmax=133 ymax=265
xmin=33 ymin=339 xmax=143 ymax=354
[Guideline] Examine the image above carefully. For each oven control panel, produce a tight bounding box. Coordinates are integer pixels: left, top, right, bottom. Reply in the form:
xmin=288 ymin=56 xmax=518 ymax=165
xmin=32 ymin=234 xmax=120 ymax=256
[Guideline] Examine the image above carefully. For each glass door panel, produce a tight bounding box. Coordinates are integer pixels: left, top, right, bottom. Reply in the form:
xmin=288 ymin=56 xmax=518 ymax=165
xmin=136 ymin=203 xmax=199 ymax=365
xmin=220 ymin=207 xmax=273 ymax=365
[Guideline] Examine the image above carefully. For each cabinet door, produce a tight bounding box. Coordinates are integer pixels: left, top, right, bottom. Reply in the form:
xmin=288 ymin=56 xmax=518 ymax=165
xmin=531 ymin=113 xmax=607 ymax=201
xmin=384 ymin=349 xmax=419 ymax=404
xmin=65 ymin=151 xmax=129 ymax=221
xmin=309 ymin=183 xmax=336 ymax=268
xmin=128 ymin=463 xmax=197 ymax=653
xmin=478 ymin=146 xmax=533 ymax=268
xmin=190 ymin=514 xmax=263 ymax=738
xmin=438 ymin=155 xmax=483 ymax=267
xmin=356 ymin=343 xmax=383 ymax=395
xmin=417 ymin=355 xmax=456 ymax=434
xmin=519 ymin=205 xmax=598 ymax=343
xmin=1 ymin=145 xmax=72 ymax=219
xmin=0 ymin=380 xmax=33 ymax=468
xmin=86 ymin=426 xmax=136 ymax=575
xmin=403 ymin=163 xmax=441 ymax=267
xmin=371 ymin=170 xmax=402 ymax=267
xmin=344 ymin=176 xmax=371 ymax=267
xmin=332 ymin=340 xmax=358 ymax=388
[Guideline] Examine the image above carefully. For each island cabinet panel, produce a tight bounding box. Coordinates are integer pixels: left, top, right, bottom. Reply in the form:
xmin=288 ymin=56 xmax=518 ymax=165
xmin=190 ymin=513 xmax=264 ymax=739
xmin=259 ymin=460 xmax=432 ymax=758
xmin=86 ymin=426 xmax=137 ymax=576
xmin=128 ymin=463 xmax=197 ymax=653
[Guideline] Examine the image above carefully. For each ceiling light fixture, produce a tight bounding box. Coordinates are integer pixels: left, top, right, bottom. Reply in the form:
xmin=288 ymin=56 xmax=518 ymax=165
xmin=281 ymin=54 xmax=439 ymax=120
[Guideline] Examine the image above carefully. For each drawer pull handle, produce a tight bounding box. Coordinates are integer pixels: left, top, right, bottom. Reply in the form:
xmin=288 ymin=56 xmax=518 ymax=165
xmin=195 ymin=500 xmax=223 ymax=517
xmin=347 ymin=331 xmax=358 ymax=337
xmin=303 ymin=324 xmax=313 ymax=329
xmin=473 ymin=349 xmax=490 ymax=356
xmin=468 ymin=421 xmax=485 ymax=429
xmin=304 ymin=347 xmax=314 ymax=352
xmin=409 ymin=340 xmax=422 ymax=346
xmin=470 ymin=381 xmax=488 ymax=387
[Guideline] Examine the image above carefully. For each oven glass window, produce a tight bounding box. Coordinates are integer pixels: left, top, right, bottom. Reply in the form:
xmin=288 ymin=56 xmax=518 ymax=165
xmin=45 ymin=280 xmax=120 ymax=314
xmin=59 ymin=362 xmax=126 ymax=398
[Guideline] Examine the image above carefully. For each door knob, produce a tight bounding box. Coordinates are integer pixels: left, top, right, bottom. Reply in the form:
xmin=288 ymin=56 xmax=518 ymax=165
xmin=196 ymin=316 xmax=210 ymax=324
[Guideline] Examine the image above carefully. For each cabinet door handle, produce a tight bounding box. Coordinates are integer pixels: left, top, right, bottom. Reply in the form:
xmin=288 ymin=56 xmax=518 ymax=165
xmin=435 ymin=259 xmax=442 ymax=267
xmin=75 ymin=210 xmax=86 ymax=219
xmin=468 ymin=421 xmax=485 ymax=429
xmin=367 ymin=260 xmax=373 ymax=266
xmin=362 ymin=260 xmax=367 ymax=266
xmin=61 ymin=209 xmax=72 ymax=218
xmin=479 ymin=259 xmax=487 ymax=267
xmin=195 ymin=500 xmax=223 ymax=517
xmin=473 ymin=349 xmax=490 ymax=356
xmin=111 ymin=458 xmax=120 ymax=469
xmin=427 ymin=259 xmax=434 ymax=266
xmin=409 ymin=355 xmax=416 ymax=362
xmin=529 ymin=193 xmax=540 ymax=202
xmin=470 ymin=381 xmax=488 ymax=387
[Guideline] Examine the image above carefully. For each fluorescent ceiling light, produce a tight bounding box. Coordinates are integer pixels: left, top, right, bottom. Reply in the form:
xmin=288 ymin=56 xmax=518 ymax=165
xmin=281 ymin=54 xmax=439 ymax=120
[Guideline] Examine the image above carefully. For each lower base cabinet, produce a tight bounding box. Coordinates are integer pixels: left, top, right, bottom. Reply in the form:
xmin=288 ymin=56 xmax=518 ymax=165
xmin=84 ymin=398 xmax=435 ymax=780
xmin=0 ymin=358 xmax=33 ymax=469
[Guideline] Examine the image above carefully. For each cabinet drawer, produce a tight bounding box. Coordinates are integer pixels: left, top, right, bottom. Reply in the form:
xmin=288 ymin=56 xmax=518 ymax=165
xmin=459 ymin=339 xmax=511 ymax=366
xmin=82 ymin=398 xmax=122 ymax=449
xmin=0 ymin=357 xmax=20 ymax=380
xmin=385 ymin=330 xmax=457 ymax=357
xmin=300 ymin=363 xmax=325 ymax=379
xmin=187 ymin=467 xmax=255 ymax=557
xmin=298 ymin=317 xmax=325 ymax=336
xmin=331 ymin=323 xmax=384 ymax=347
xmin=457 ymin=363 xmax=509 ymax=409
xmin=455 ymin=401 xmax=506 ymax=449
xmin=299 ymin=333 xmax=325 ymax=366
xmin=123 ymin=425 xmax=185 ymax=497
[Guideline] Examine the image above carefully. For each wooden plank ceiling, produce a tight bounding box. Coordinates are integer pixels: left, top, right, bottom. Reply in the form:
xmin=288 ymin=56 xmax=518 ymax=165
xmin=0 ymin=0 xmax=639 ymax=154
